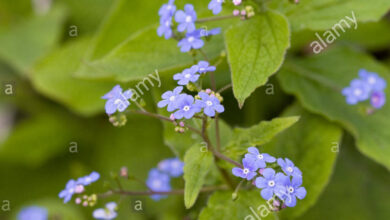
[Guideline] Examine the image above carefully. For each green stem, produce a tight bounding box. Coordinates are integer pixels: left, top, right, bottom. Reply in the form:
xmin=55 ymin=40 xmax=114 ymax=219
xmin=196 ymin=15 xmax=237 ymax=23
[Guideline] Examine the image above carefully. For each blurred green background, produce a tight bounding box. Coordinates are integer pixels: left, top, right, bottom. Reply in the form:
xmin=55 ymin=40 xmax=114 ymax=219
xmin=0 ymin=0 xmax=390 ymax=219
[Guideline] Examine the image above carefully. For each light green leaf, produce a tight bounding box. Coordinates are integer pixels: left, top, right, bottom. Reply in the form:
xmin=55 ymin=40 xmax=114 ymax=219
xmin=299 ymin=135 xmax=390 ymax=220
xmin=277 ymin=46 xmax=390 ymax=170
xmin=31 ymin=37 xmax=114 ymax=116
xmin=270 ymin=0 xmax=390 ymax=32
xmin=224 ymin=116 xmax=299 ymax=157
xmin=183 ymin=144 xmax=214 ymax=209
xmin=199 ymin=191 xmax=276 ymax=220
xmin=0 ymin=6 xmax=66 ymax=74
xmin=225 ymin=10 xmax=290 ymax=106
xmin=265 ymin=103 xmax=343 ymax=219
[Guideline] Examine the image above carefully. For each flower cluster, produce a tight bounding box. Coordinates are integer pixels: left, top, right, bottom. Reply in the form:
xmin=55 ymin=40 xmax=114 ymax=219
xmin=18 ymin=206 xmax=48 ymax=220
xmin=102 ymin=85 xmax=133 ymax=115
xmin=146 ymin=158 xmax=184 ymax=200
xmin=208 ymin=0 xmax=242 ymax=15
xmin=93 ymin=202 xmax=118 ymax=220
xmin=158 ymin=61 xmax=224 ymax=119
xmin=342 ymin=69 xmax=387 ymax=109
xmin=58 ymin=171 xmax=100 ymax=203
xmin=232 ymin=147 xmax=306 ymax=208
xmin=158 ymin=1 xmax=220 ymax=52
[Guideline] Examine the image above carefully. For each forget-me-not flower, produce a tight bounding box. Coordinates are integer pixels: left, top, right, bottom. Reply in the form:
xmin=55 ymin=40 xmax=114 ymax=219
xmin=158 ymin=86 xmax=184 ymax=111
xmin=77 ymin=171 xmax=100 ymax=186
xmin=359 ymin=69 xmax=387 ymax=92
xmin=158 ymin=158 xmax=184 ymax=177
xmin=232 ymin=158 xmax=257 ymax=180
xmin=255 ymin=168 xmax=288 ymax=200
xmin=277 ymin=158 xmax=302 ymax=177
xmin=146 ymin=169 xmax=171 ymax=200
xmin=59 ymin=180 xmax=78 ymax=203
xmin=175 ymin=4 xmax=197 ymax=32
xmin=18 ymin=206 xmax=48 ymax=220
xmin=159 ymin=0 xmax=176 ymax=20
xmin=198 ymin=27 xmax=221 ymax=37
xmin=342 ymin=79 xmax=371 ymax=105
xmin=208 ymin=0 xmax=224 ymax=15
xmin=196 ymin=61 xmax=216 ymax=74
xmin=178 ymin=31 xmax=204 ymax=52
xmin=371 ymin=91 xmax=386 ymax=109
xmin=93 ymin=202 xmax=118 ymax=220
xmin=278 ymin=176 xmax=307 ymax=207
xmin=197 ymin=92 xmax=224 ymax=117
xmin=173 ymin=95 xmax=202 ymax=119
xmin=158 ymin=18 xmax=173 ymax=39
xmin=102 ymin=85 xmax=133 ymax=115
xmin=173 ymin=66 xmax=200 ymax=85
xmin=245 ymin=147 xmax=276 ymax=169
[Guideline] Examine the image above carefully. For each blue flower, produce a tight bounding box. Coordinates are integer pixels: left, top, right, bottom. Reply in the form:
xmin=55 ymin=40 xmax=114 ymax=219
xmin=159 ymin=0 xmax=176 ymax=20
xmin=255 ymin=168 xmax=288 ymax=200
xmin=277 ymin=158 xmax=302 ymax=177
xmin=196 ymin=61 xmax=216 ymax=74
xmin=93 ymin=202 xmax=117 ymax=220
xmin=77 ymin=171 xmax=100 ymax=186
xmin=158 ymin=86 xmax=184 ymax=111
xmin=173 ymin=95 xmax=202 ymax=119
xmin=277 ymin=176 xmax=306 ymax=207
xmin=175 ymin=4 xmax=197 ymax=33
xmin=371 ymin=90 xmax=386 ymax=109
xmin=197 ymin=92 xmax=224 ymax=117
xmin=158 ymin=158 xmax=184 ymax=177
xmin=198 ymin=28 xmax=221 ymax=37
xmin=158 ymin=18 xmax=173 ymax=39
xmin=208 ymin=0 xmax=224 ymax=15
xmin=342 ymin=79 xmax=371 ymax=105
xmin=173 ymin=66 xmax=200 ymax=85
xmin=18 ymin=206 xmax=48 ymax=220
xmin=245 ymin=147 xmax=276 ymax=169
xmin=102 ymin=85 xmax=133 ymax=115
xmin=358 ymin=69 xmax=387 ymax=92
xmin=178 ymin=31 xmax=204 ymax=52
xmin=232 ymin=158 xmax=257 ymax=180
xmin=59 ymin=179 xmax=78 ymax=203
xmin=146 ymin=169 xmax=171 ymax=201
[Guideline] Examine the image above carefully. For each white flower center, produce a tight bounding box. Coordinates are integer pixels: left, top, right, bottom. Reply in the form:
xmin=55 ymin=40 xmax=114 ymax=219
xmin=368 ymin=76 xmax=376 ymax=84
xmin=169 ymin=96 xmax=175 ymax=101
xmin=165 ymin=20 xmax=170 ymax=26
xmin=287 ymin=167 xmax=293 ymax=173
xmin=217 ymin=0 xmax=223 ymax=2
xmin=257 ymin=154 xmax=263 ymax=160
xmin=268 ymin=180 xmax=275 ymax=187
xmin=114 ymin=99 xmax=122 ymax=105
xmin=185 ymin=73 xmax=191 ymax=78
xmin=243 ymin=168 xmax=249 ymax=174
xmin=354 ymin=89 xmax=362 ymax=96
xmin=288 ymin=186 xmax=294 ymax=193
xmin=206 ymin=101 xmax=213 ymax=106
xmin=183 ymin=106 xmax=190 ymax=111
xmin=188 ymin=36 xmax=195 ymax=42
xmin=200 ymin=67 xmax=205 ymax=72
xmin=185 ymin=15 xmax=192 ymax=22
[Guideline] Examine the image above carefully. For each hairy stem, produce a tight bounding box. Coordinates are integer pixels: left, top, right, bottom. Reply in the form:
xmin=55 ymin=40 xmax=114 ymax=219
xmin=217 ymin=83 xmax=232 ymax=94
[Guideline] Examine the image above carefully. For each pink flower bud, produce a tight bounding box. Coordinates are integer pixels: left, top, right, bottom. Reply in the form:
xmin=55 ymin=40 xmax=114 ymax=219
xmin=240 ymin=9 xmax=246 ymax=16
xmin=233 ymin=0 xmax=242 ymax=5
xmin=273 ymin=200 xmax=280 ymax=207
xmin=170 ymin=114 xmax=175 ymax=121
xmin=233 ymin=9 xmax=240 ymax=16
xmin=205 ymin=89 xmax=212 ymax=94
xmin=74 ymin=185 xmax=84 ymax=194
xmin=75 ymin=198 xmax=81 ymax=204
xmin=82 ymin=201 xmax=88 ymax=207
xmin=179 ymin=121 xmax=185 ymax=127
xmin=258 ymin=168 xmax=265 ymax=175
xmin=120 ymin=166 xmax=128 ymax=177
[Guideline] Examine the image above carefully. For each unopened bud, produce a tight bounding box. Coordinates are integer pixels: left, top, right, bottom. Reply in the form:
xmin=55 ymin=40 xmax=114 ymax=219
xmin=75 ymin=185 xmax=84 ymax=194
xmin=179 ymin=121 xmax=185 ymax=127
xmin=120 ymin=166 xmax=128 ymax=178
xmin=170 ymin=114 xmax=175 ymax=121
xmin=259 ymin=168 xmax=265 ymax=175
xmin=233 ymin=9 xmax=240 ymax=16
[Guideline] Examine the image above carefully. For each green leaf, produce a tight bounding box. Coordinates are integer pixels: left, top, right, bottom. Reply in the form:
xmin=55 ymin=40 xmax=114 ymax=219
xmin=277 ymin=46 xmax=390 ymax=170
xmin=299 ymin=135 xmax=390 ymax=220
xmin=0 ymin=6 xmax=66 ymax=74
xmin=183 ymin=144 xmax=214 ymax=209
xmin=199 ymin=191 xmax=276 ymax=220
xmin=225 ymin=10 xmax=290 ymax=106
xmin=265 ymin=103 xmax=343 ymax=219
xmin=31 ymin=37 xmax=114 ymax=116
xmin=76 ymin=25 xmax=226 ymax=82
xmin=270 ymin=0 xmax=390 ymax=32
xmin=224 ymin=116 xmax=299 ymax=157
